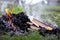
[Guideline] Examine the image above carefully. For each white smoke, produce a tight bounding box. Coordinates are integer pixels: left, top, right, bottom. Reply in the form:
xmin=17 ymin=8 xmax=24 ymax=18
xmin=1 ymin=2 xmax=8 ymax=12
xmin=47 ymin=19 xmax=58 ymax=27
xmin=20 ymin=0 xmax=58 ymax=28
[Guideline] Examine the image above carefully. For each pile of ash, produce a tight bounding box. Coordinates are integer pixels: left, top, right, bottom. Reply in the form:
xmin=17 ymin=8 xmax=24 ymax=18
xmin=0 ymin=12 xmax=31 ymax=36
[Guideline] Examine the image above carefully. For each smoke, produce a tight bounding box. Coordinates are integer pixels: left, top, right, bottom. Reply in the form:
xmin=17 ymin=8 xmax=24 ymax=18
xmin=20 ymin=0 xmax=58 ymax=27
xmin=1 ymin=2 xmax=8 ymax=12
xmin=46 ymin=19 xmax=58 ymax=28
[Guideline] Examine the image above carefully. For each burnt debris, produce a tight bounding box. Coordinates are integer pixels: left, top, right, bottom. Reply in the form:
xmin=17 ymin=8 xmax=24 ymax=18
xmin=12 ymin=12 xmax=30 ymax=32
xmin=0 ymin=12 xmax=30 ymax=36
xmin=39 ymin=26 xmax=60 ymax=37
xmin=0 ymin=12 xmax=60 ymax=37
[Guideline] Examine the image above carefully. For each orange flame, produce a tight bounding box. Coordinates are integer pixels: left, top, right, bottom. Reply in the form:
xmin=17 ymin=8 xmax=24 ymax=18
xmin=5 ymin=8 xmax=12 ymax=18
xmin=5 ymin=8 xmax=12 ymax=24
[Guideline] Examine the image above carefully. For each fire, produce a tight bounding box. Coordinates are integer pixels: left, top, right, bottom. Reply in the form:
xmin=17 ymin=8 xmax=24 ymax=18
xmin=5 ymin=8 xmax=12 ymax=23
xmin=5 ymin=8 xmax=12 ymax=18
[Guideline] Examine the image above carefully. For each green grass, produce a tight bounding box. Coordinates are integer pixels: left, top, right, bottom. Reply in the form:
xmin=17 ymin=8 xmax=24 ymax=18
xmin=0 ymin=14 xmax=2 ymax=17
xmin=0 ymin=31 xmax=40 ymax=40
xmin=0 ymin=31 xmax=60 ymax=40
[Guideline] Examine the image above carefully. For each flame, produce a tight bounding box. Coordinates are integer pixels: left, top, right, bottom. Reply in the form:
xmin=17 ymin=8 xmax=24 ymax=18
xmin=5 ymin=8 xmax=16 ymax=30
xmin=5 ymin=8 xmax=12 ymax=24
xmin=5 ymin=8 xmax=12 ymax=18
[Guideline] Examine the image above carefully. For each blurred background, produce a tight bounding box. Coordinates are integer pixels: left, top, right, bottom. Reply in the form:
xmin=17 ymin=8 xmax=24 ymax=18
xmin=0 ymin=0 xmax=60 ymax=40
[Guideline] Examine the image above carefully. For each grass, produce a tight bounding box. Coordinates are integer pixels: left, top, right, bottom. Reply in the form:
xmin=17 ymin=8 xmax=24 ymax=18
xmin=0 ymin=31 xmax=40 ymax=40
xmin=0 ymin=14 xmax=2 ymax=17
xmin=0 ymin=31 xmax=60 ymax=40
xmin=40 ymin=5 xmax=60 ymax=27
